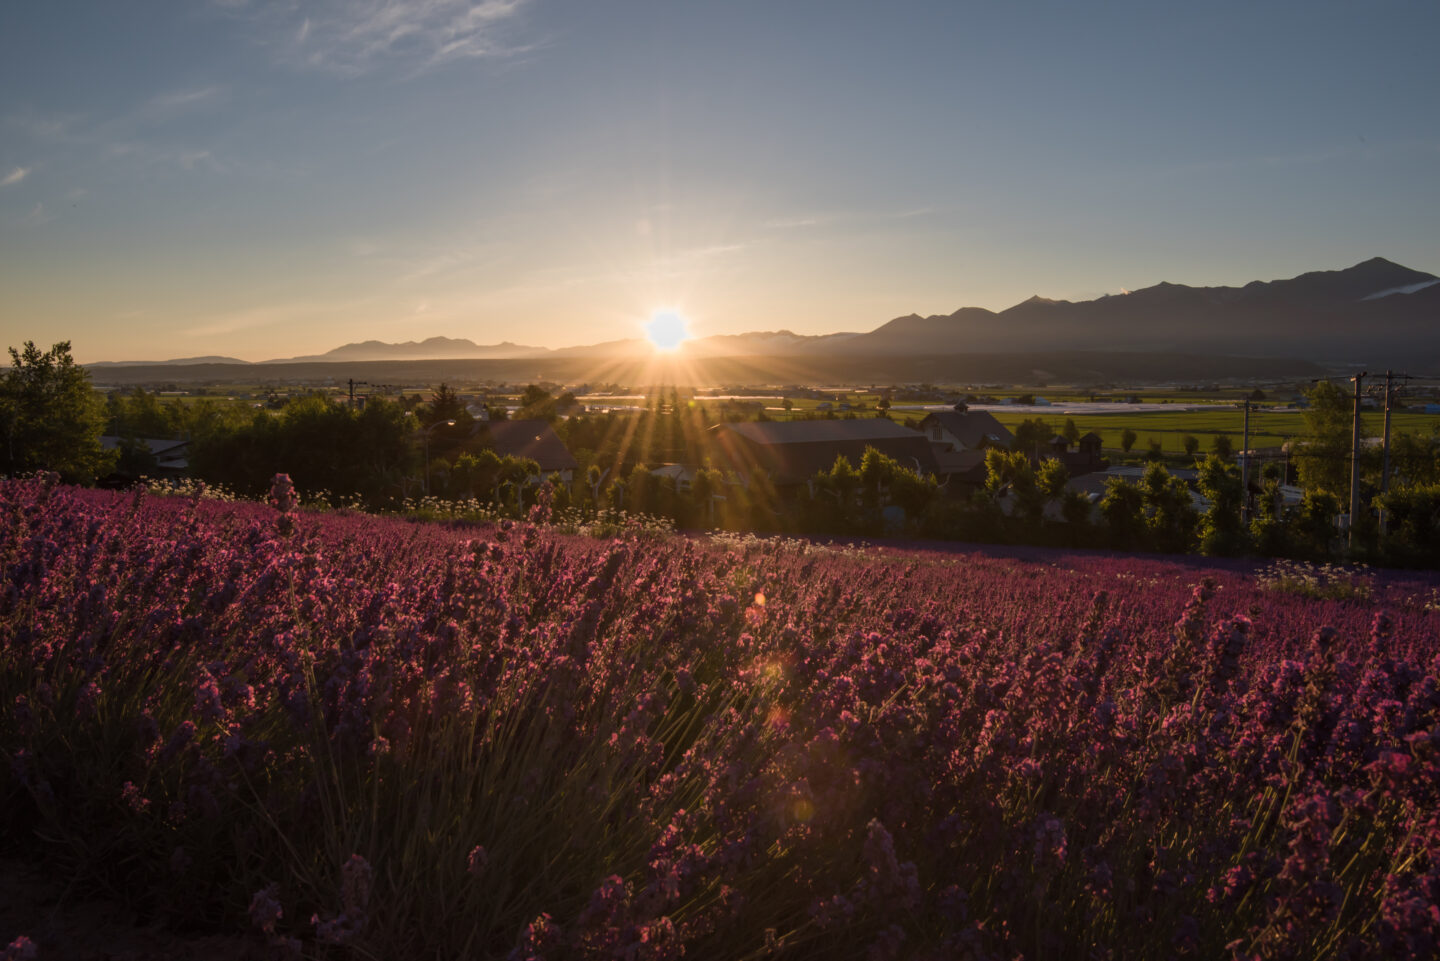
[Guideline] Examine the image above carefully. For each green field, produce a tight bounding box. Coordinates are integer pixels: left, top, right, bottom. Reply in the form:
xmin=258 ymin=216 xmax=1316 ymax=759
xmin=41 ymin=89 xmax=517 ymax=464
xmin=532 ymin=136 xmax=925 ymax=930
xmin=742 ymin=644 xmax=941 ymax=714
xmin=986 ymin=409 xmax=1440 ymax=454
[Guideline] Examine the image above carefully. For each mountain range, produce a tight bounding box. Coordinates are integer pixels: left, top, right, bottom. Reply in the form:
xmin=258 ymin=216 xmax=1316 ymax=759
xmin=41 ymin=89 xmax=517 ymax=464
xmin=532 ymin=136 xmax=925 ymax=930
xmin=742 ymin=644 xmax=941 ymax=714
xmin=89 ymin=257 xmax=1438 ymax=373
xmin=673 ymin=257 xmax=1438 ymax=364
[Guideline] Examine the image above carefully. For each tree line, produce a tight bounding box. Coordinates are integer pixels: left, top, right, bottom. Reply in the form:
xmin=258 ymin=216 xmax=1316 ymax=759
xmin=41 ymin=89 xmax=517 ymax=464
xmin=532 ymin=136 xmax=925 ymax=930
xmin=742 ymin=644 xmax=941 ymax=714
xmin=4 ymin=340 xmax=1438 ymax=566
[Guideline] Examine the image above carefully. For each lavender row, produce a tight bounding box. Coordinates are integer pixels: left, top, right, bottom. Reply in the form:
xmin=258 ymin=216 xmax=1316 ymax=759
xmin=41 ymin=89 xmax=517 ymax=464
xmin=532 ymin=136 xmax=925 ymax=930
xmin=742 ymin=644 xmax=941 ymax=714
xmin=2 ymin=475 xmax=1438 ymax=959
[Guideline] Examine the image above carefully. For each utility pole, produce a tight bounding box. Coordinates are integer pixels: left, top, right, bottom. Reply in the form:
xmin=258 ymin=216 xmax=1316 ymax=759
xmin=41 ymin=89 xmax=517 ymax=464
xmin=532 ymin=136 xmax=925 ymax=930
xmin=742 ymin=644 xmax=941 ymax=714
xmin=1376 ymin=370 xmax=1412 ymax=537
xmin=1348 ymin=371 xmax=1366 ymax=550
xmin=347 ymin=378 xmax=369 ymax=410
xmin=1379 ymin=370 xmax=1393 ymax=536
xmin=1240 ymin=399 xmax=1251 ymax=524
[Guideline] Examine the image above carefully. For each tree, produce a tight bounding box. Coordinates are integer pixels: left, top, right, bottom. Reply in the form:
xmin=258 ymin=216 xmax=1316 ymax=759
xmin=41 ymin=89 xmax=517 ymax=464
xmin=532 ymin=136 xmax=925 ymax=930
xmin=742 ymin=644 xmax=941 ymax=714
xmin=1294 ymin=381 xmax=1354 ymax=499
xmin=1012 ymin=418 xmax=1052 ymax=459
xmin=107 ymin=387 xmax=183 ymax=439
xmin=1292 ymin=489 xmax=1341 ymax=560
xmin=1120 ymin=428 xmax=1138 ymax=453
xmin=518 ymin=384 xmax=556 ymax=421
xmin=1035 ymin=457 xmax=1088 ymax=533
xmin=1036 ymin=457 xmax=1069 ymax=503
xmin=1100 ymin=478 xmax=1146 ymax=549
xmin=1182 ymin=434 xmax=1200 ymax=458
xmin=0 ymin=341 xmax=111 ymax=482
xmin=1059 ymin=488 xmax=1093 ymax=529
xmin=500 ymin=455 xmax=541 ymax=509
xmin=888 ymin=465 xmax=937 ymax=518
xmin=423 ymin=383 xmax=467 ymax=426
xmin=1146 ymin=439 xmax=1163 ymax=462
xmin=985 ymin=449 xmax=1045 ymax=524
xmin=1389 ymin=431 xmax=1440 ymax=488
xmin=189 ymin=394 xmax=410 ymax=505
xmin=689 ymin=467 xmax=725 ymax=526
xmin=859 ymin=446 xmax=894 ymax=509
xmin=1139 ymin=462 xmax=1197 ymax=554
xmin=856 ymin=446 xmax=935 ymax=521
xmin=1211 ymin=434 xmax=1233 ymax=460
xmin=449 ymin=452 xmax=484 ymax=499
xmin=1195 ymin=455 xmax=1248 ymax=555
xmin=585 ymin=463 xmax=609 ymax=505
xmin=1249 ymin=481 xmax=1289 ymax=557
xmin=1376 ymin=483 xmax=1440 ymax=565
xmin=625 ymin=463 xmax=657 ymax=514
xmin=1062 ymin=418 xmax=1081 ymax=445
xmin=826 ymin=454 xmax=862 ymax=507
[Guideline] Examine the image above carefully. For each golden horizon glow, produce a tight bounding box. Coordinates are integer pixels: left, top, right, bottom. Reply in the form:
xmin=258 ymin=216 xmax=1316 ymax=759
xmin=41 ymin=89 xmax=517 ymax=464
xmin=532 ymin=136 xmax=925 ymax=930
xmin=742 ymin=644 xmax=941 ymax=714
xmin=644 ymin=310 xmax=692 ymax=353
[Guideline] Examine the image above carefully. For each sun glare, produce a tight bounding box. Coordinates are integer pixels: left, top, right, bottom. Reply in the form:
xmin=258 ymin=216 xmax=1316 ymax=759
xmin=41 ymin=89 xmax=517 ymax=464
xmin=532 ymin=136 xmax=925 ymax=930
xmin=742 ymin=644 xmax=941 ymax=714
xmin=644 ymin=310 xmax=692 ymax=352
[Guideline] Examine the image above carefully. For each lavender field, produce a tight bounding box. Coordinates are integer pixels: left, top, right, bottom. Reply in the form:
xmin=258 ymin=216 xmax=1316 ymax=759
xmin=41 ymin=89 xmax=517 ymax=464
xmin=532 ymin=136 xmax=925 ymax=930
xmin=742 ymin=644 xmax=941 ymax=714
xmin=3 ymin=475 xmax=1439 ymax=960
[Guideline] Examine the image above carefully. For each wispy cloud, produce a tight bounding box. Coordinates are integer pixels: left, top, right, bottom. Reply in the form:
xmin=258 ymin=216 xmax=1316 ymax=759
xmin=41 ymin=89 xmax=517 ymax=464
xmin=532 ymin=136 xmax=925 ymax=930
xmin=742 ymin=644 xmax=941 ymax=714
xmin=233 ymin=0 xmax=538 ymax=75
xmin=658 ymin=241 xmax=753 ymax=267
xmin=148 ymin=87 xmax=222 ymax=112
xmin=397 ymin=243 xmax=507 ymax=282
xmin=23 ymin=202 xmax=52 ymax=226
xmin=763 ymin=215 xmax=819 ymax=230
xmin=5 ymin=86 xmax=235 ymax=180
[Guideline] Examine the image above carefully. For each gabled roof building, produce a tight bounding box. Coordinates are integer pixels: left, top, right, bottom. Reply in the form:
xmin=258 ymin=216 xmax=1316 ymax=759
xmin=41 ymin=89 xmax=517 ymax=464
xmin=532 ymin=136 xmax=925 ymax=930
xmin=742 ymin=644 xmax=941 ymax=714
xmin=918 ymin=410 xmax=1015 ymax=452
xmin=917 ymin=410 xmax=1015 ymax=487
xmin=483 ymin=419 xmax=578 ymax=480
xmin=707 ymin=419 xmax=939 ymax=489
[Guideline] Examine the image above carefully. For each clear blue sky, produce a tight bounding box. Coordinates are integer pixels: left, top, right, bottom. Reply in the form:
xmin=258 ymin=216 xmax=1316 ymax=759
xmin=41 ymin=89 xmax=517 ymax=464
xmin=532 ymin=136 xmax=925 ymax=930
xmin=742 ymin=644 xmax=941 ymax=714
xmin=2 ymin=0 xmax=1436 ymax=362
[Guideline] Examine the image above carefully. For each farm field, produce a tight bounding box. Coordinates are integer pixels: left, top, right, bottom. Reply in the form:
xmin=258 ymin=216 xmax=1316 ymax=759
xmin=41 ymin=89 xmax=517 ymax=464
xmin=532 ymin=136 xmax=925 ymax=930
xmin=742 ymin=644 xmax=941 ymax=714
xmin=986 ymin=409 xmax=1440 ymax=455
xmin=2 ymin=476 xmax=1439 ymax=959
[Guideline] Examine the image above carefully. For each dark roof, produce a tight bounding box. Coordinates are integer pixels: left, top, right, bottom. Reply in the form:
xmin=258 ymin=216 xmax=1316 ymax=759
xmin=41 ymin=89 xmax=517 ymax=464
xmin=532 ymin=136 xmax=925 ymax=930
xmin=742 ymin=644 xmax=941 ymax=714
xmin=918 ymin=411 xmax=1015 ymax=449
xmin=483 ymin=419 xmax=578 ymax=472
xmin=931 ymin=447 xmax=988 ymax=477
xmin=725 ymin=418 xmax=924 ymax=445
xmin=99 ymin=436 xmax=189 ymax=456
xmin=708 ymin=420 xmax=939 ymax=486
xmin=1079 ymin=432 xmax=1104 ymax=444
xmin=1066 ymin=466 xmax=1204 ymax=509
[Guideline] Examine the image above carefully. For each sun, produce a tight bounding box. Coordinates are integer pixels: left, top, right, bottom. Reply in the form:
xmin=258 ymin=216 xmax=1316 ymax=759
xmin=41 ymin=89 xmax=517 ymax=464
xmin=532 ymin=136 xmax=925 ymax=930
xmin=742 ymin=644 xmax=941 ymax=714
xmin=644 ymin=310 xmax=692 ymax=352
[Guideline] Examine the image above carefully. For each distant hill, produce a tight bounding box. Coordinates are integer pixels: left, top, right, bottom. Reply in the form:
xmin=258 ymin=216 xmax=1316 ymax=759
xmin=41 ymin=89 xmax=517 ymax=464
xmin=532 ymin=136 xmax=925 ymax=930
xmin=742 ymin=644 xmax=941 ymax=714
xmin=85 ymin=258 xmax=1438 ymax=375
xmin=87 ymin=355 xmax=251 ymax=367
xmin=681 ymin=330 xmax=863 ymax=356
xmin=824 ymin=257 xmax=1439 ymax=364
xmin=664 ymin=257 xmax=1438 ymax=366
xmin=271 ymin=336 xmax=551 ymax=363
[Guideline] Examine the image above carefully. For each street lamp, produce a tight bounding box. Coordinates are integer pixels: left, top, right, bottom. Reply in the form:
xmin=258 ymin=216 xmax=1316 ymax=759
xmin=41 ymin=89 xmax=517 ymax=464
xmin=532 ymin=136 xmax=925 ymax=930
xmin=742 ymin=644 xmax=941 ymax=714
xmin=415 ymin=418 xmax=456 ymax=497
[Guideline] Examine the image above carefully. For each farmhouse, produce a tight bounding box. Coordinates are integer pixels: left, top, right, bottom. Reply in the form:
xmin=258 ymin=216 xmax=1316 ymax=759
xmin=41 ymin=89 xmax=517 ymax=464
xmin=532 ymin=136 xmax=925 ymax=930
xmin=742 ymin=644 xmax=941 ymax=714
xmin=649 ymin=463 xmax=696 ymax=492
xmin=1065 ymin=465 xmax=1208 ymax=516
xmin=707 ymin=419 xmax=939 ymax=490
xmin=1046 ymin=432 xmax=1107 ymax=478
xmin=917 ymin=409 xmax=1016 ymax=487
xmin=482 ymin=419 xmax=579 ymax=483
xmin=918 ymin=409 xmax=1014 ymax=451
xmin=99 ymin=435 xmax=190 ymax=479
